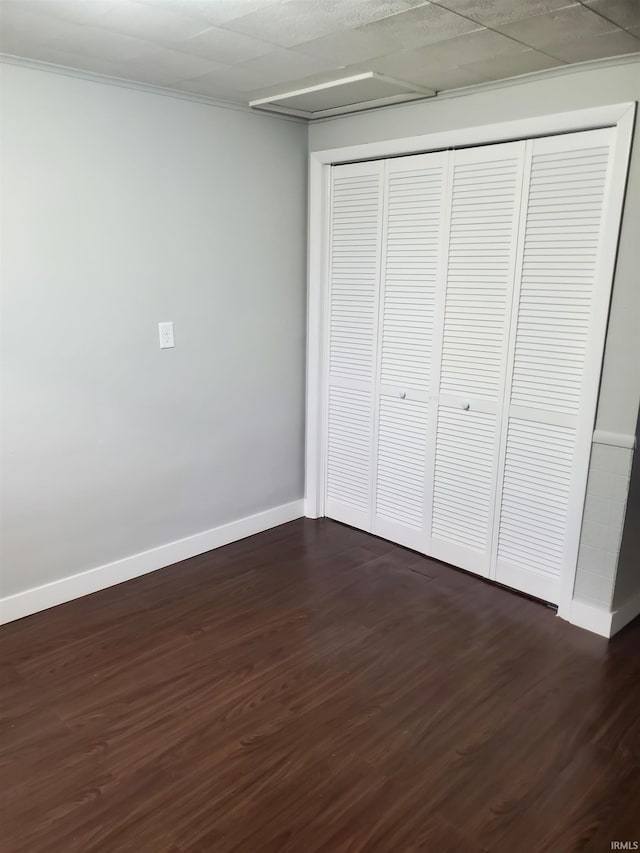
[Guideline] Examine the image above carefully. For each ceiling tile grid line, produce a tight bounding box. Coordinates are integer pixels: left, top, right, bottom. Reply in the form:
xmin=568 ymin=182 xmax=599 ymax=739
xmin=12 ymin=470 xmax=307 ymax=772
xmin=577 ymin=0 xmax=640 ymax=34
xmin=0 ymin=0 xmax=638 ymax=109
xmin=187 ymin=8 xmax=630 ymax=96
xmin=412 ymin=1 xmax=579 ymax=63
xmin=211 ymin=0 xmax=639 ymax=98
xmin=420 ymin=0 xmax=624 ymax=62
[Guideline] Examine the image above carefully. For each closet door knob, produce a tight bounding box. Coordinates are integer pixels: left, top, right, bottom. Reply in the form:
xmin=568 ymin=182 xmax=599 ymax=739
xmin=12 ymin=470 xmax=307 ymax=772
xmin=462 ymin=401 xmax=470 ymax=410
xmin=399 ymin=391 xmax=407 ymax=399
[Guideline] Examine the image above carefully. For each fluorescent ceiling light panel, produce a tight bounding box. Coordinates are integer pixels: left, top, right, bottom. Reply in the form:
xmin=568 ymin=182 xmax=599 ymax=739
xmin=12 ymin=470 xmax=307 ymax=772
xmin=249 ymin=72 xmax=435 ymax=118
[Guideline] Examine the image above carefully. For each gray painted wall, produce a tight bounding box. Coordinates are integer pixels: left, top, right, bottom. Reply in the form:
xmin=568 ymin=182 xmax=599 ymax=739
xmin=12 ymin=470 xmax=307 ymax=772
xmin=0 ymin=63 xmax=308 ymax=598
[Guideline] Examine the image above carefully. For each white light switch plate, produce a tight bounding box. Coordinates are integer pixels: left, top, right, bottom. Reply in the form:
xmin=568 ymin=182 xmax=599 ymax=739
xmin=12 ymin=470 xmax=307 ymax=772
xmin=158 ymin=321 xmax=174 ymax=349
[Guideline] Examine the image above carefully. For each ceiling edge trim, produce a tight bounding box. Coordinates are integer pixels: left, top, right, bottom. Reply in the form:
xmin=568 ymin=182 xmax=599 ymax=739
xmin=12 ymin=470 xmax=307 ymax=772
xmin=0 ymin=53 xmax=307 ymax=124
xmin=310 ymin=52 xmax=640 ymax=123
xmin=1 ymin=51 xmax=637 ymax=125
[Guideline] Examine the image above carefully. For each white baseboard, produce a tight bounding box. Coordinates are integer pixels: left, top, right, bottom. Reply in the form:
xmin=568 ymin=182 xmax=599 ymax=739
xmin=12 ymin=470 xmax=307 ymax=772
xmin=568 ymin=589 xmax=640 ymax=638
xmin=568 ymin=598 xmax=614 ymax=638
xmin=0 ymin=499 xmax=304 ymax=625
xmin=610 ymin=588 xmax=640 ymax=636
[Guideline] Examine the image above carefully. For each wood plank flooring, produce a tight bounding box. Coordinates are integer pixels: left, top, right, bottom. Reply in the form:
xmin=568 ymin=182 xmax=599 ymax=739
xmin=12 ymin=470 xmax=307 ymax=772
xmin=1 ymin=518 xmax=639 ymax=852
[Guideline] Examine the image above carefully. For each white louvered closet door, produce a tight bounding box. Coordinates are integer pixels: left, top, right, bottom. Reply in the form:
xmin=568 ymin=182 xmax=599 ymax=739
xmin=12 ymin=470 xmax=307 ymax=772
xmin=372 ymin=152 xmax=448 ymax=551
xmin=493 ymin=128 xmax=621 ymax=604
xmin=325 ymin=161 xmax=384 ymax=530
xmin=429 ymin=142 xmax=526 ymax=576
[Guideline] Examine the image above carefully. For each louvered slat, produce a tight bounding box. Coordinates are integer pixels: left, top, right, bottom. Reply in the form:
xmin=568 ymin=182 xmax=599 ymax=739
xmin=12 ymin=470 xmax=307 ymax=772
xmin=327 ymin=386 xmax=373 ymax=511
xmin=329 ymin=170 xmax=382 ymax=386
xmin=440 ymin=150 xmax=522 ymax=399
xmin=379 ymin=162 xmax=444 ymax=392
xmin=510 ymin=145 xmax=609 ymax=414
xmin=494 ymin=129 xmax=618 ymax=605
xmin=376 ymin=395 xmax=429 ymax=529
xmin=326 ymin=162 xmax=383 ymax=530
xmin=432 ymin=407 xmax=496 ymax=553
xmin=497 ymin=418 xmax=574 ymax=578
xmin=431 ymin=143 xmax=524 ymax=575
xmin=373 ymin=153 xmax=447 ymax=550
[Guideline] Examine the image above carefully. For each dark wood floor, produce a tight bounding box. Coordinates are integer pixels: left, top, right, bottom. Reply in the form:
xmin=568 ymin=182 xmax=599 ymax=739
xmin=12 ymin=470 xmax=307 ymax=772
xmin=1 ymin=519 xmax=639 ymax=852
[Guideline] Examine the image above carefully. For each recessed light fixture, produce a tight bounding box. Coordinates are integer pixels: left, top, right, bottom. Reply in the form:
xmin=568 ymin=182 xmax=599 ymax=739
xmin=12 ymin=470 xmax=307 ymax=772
xmin=249 ymin=72 xmax=435 ymax=119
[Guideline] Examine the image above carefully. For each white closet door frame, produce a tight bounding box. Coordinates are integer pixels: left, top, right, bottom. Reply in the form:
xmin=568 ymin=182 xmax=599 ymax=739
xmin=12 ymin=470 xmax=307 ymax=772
xmin=306 ymin=102 xmax=635 ymax=619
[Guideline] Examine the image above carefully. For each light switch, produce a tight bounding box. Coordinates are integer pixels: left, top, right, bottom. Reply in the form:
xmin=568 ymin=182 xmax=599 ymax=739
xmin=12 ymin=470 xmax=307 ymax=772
xmin=158 ymin=321 xmax=174 ymax=349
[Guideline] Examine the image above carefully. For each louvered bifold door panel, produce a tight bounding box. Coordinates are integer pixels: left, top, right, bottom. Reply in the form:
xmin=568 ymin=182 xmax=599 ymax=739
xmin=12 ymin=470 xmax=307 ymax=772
xmin=430 ymin=141 xmax=526 ymax=575
xmin=494 ymin=128 xmax=620 ymax=604
xmin=373 ymin=152 xmax=448 ymax=551
xmin=326 ymin=161 xmax=384 ymax=531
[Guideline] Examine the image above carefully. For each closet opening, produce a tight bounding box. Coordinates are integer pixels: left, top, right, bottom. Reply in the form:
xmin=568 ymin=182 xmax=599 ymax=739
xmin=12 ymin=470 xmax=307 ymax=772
xmin=307 ymin=104 xmax=635 ymax=624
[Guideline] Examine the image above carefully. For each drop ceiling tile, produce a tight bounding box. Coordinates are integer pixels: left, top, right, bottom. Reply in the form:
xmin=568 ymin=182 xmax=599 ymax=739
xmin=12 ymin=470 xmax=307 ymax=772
xmin=0 ymin=42 xmax=132 ymax=77
xmin=375 ymin=42 xmax=564 ymax=90
xmin=582 ymin=0 xmax=640 ymax=30
xmin=97 ymin=1 xmax=213 ymax=42
xmin=173 ymin=72 xmax=246 ymax=100
xmin=406 ymin=65 xmax=483 ymax=88
xmin=369 ymin=29 xmax=567 ymax=90
xmin=213 ymin=2 xmax=334 ymax=48
xmin=168 ymin=48 xmax=338 ymax=96
xmin=372 ymin=28 xmax=530 ymax=80
xmin=227 ymin=47 xmax=340 ymax=91
xmin=293 ymin=26 xmax=409 ymax=65
xmin=171 ymin=61 xmax=268 ymax=93
xmin=349 ymin=3 xmax=486 ymax=50
xmin=430 ymin=0 xmax=577 ymax=26
xmin=169 ymin=26 xmax=276 ymax=64
xmin=322 ymin=0 xmax=438 ymax=29
xmin=0 ymin=3 xmax=81 ymax=47
xmin=0 ymin=0 xmax=114 ymax=27
xmin=135 ymin=0 xmax=282 ymax=27
xmin=120 ymin=47 xmax=228 ymax=85
xmin=459 ymin=46 xmax=565 ymax=79
xmin=218 ymin=0 xmax=431 ymax=48
xmin=296 ymin=4 xmax=483 ymax=65
xmin=44 ymin=26 xmax=161 ymax=62
xmin=496 ymin=3 xmax=619 ymax=48
xmin=542 ymin=27 xmax=640 ymax=60
xmin=226 ymin=60 xmax=354 ymax=98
